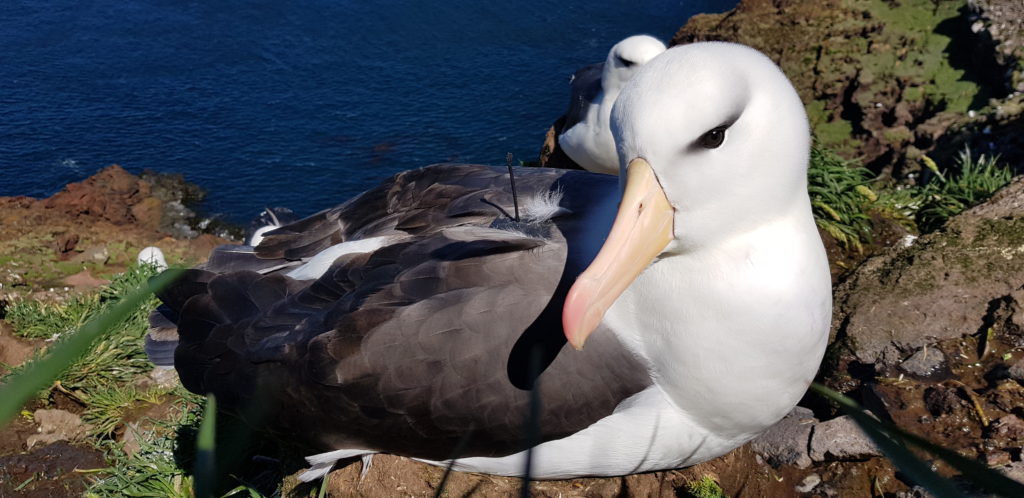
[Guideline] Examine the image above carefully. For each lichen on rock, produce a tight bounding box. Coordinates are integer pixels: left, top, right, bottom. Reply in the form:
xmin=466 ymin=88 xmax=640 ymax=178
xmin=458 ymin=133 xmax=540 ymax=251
xmin=829 ymin=176 xmax=1024 ymax=366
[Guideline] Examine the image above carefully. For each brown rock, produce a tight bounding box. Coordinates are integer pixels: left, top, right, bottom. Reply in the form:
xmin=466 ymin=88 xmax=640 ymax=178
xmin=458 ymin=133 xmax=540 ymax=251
xmin=26 ymin=409 xmax=91 ymax=449
xmin=829 ymin=177 xmax=1024 ymax=365
xmin=989 ymin=415 xmax=1024 ymax=443
xmin=984 ymin=450 xmax=1012 ymax=467
xmin=989 ymin=380 xmax=1024 ymax=413
xmin=924 ymin=385 xmax=967 ymax=417
xmin=42 ymin=165 xmax=151 ymax=225
xmin=68 ymin=245 xmax=110 ymax=264
xmin=0 ymin=320 xmax=36 ymax=373
xmin=131 ymin=196 xmax=164 ymax=231
xmin=63 ymin=270 xmax=110 ymax=289
xmin=53 ymin=232 xmax=79 ymax=256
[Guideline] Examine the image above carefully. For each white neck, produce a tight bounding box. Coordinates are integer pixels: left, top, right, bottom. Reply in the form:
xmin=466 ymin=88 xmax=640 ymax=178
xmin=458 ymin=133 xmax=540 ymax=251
xmin=605 ymin=209 xmax=831 ymax=440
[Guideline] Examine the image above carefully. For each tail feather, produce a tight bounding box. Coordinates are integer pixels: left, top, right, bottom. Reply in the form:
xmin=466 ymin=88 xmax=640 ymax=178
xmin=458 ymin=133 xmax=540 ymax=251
xmin=204 ymin=244 xmax=299 ymax=274
xmin=145 ymin=306 xmax=179 ymax=367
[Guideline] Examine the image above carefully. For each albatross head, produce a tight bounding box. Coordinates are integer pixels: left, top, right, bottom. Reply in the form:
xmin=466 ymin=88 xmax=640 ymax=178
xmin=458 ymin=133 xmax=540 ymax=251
xmin=564 ymin=42 xmax=813 ymax=349
xmin=601 ymin=35 xmax=668 ymax=94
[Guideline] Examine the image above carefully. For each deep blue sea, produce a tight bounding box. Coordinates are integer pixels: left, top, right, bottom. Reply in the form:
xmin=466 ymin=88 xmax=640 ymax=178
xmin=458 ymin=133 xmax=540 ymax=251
xmin=1 ymin=0 xmax=735 ymax=222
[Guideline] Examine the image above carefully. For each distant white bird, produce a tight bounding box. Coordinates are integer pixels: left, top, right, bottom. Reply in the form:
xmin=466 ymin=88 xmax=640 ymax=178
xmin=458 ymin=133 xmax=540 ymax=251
xmin=136 ymin=246 xmax=168 ymax=271
xmin=558 ymin=35 xmax=666 ymax=175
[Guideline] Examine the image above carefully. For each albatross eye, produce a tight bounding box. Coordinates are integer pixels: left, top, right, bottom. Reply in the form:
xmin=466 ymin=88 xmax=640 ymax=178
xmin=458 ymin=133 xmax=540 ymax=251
xmin=615 ymin=55 xmax=635 ymax=68
xmin=698 ymin=127 xmax=727 ymax=149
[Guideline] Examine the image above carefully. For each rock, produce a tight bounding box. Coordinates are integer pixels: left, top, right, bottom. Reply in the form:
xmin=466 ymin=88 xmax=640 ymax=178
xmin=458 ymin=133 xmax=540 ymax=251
xmin=43 ymin=165 xmax=152 ymax=225
xmin=53 ymin=232 xmax=79 ymax=256
xmin=795 ymin=473 xmax=821 ymax=493
xmin=1009 ymin=359 xmax=1024 ymax=383
xmin=1000 ymin=461 xmax=1024 ymax=484
xmin=750 ymin=406 xmax=817 ymax=469
xmin=809 ymin=415 xmax=881 ymax=462
xmin=69 ymin=245 xmax=110 ymax=264
xmin=119 ymin=421 xmax=144 ymax=457
xmin=983 ymin=450 xmax=1012 ymax=467
xmin=26 ymin=409 xmax=91 ymax=449
xmin=923 ymin=386 xmax=967 ymax=416
xmin=989 ymin=415 xmax=1024 ymax=443
xmin=989 ymin=380 xmax=1024 ymax=413
xmin=0 ymin=320 xmax=36 ymax=373
xmin=130 ymin=196 xmax=164 ymax=231
xmin=829 ymin=176 xmax=1024 ymax=367
xmin=63 ymin=270 xmax=110 ymax=289
xmin=898 ymin=346 xmax=950 ymax=379
xmin=146 ymin=366 xmax=179 ymax=390
xmin=896 ymin=485 xmax=934 ymax=498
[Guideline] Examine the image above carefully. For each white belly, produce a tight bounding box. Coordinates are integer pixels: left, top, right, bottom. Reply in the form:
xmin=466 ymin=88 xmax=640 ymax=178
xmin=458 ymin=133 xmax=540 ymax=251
xmin=417 ymin=385 xmax=745 ymax=479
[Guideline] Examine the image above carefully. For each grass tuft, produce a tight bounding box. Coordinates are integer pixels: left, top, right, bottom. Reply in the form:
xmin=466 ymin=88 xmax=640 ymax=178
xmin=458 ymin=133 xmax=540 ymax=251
xmin=84 ymin=395 xmax=204 ymax=498
xmin=914 ymin=148 xmax=1013 ymax=232
xmin=809 ymin=144 xmax=1015 ymax=252
xmin=808 ymin=145 xmax=876 ymax=252
xmin=685 ymin=475 xmax=726 ymax=498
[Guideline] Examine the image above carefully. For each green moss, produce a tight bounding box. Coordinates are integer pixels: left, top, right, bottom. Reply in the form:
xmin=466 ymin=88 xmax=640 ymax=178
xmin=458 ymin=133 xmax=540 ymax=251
xmin=686 ymin=476 xmax=727 ymax=498
xmin=882 ymin=127 xmax=913 ymax=144
xmin=811 ymin=117 xmax=860 ymax=154
xmin=903 ymin=86 xmax=924 ymax=102
xmin=975 ymin=218 xmax=1024 ymax=246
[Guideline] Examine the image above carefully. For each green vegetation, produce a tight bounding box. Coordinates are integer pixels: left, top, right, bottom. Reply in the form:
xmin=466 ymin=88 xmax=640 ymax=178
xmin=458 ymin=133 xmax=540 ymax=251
xmin=809 ymin=144 xmax=1014 ymax=251
xmin=685 ymin=475 xmax=726 ymax=498
xmin=0 ymin=263 xmax=272 ymax=497
xmin=808 ymin=0 xmax=987 ymax=154
xmin=808 ymin=145 xmax=876 ymax=252
xmin=4 ymin=264 xmax=168 ymax=396
xmin=84 ymin=395 xmax=205 ymax=497
xmin=914 ymin=148 xmax=1014 ymax=232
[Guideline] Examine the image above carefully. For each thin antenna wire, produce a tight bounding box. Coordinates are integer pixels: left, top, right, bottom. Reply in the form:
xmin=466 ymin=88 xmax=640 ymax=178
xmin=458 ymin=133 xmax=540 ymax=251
xmin=520 ymin=345 xmax=541 ymax=498
xmin=506 ymin=153 xmax=520 ymax=222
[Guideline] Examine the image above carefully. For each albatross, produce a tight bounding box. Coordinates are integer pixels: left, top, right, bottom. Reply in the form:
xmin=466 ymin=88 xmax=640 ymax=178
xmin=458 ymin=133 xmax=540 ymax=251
xmin=151 ymin=41 xmax=831 ymax=481
xmin=558 ymin=34 xmax=666 ymax=174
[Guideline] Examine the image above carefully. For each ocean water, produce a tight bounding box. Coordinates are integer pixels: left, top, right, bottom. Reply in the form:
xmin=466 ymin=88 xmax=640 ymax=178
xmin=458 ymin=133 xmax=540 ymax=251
xmin=0 ymin=0 xmax=735 ymax=222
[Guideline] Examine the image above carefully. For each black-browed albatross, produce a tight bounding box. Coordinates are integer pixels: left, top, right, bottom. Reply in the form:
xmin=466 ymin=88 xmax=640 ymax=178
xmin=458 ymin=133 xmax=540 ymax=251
xmin=150 ymin=42 xmax=832 ymax=481
xmin=558 ymin=34 xmax=666 ymax=174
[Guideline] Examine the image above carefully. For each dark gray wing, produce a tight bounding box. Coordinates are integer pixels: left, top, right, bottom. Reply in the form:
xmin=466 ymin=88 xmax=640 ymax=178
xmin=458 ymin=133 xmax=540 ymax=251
xmin=562 ymin=62 xmax=604 ymax=132
xmin=160 ymin=164 xmax=651 ymax=459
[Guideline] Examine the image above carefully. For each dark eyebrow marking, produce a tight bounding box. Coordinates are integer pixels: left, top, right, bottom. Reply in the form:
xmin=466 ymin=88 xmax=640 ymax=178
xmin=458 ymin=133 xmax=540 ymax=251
xmin=685 ymin=110 xmax=744 ymax=152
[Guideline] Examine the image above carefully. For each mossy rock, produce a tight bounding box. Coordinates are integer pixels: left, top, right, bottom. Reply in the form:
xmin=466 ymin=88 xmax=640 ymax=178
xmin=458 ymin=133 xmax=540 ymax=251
xmin=827 ymin=176 xmax=1024 ymax=369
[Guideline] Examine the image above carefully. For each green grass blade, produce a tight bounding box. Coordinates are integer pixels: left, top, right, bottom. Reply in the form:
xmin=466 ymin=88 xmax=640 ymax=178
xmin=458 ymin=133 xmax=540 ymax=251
xmin=0 ymin=269 xmax=182 ymax=426
xmin=194 ymin=395 xmax=217 ymax=498
xmin=811 ymin=383 xmax=1024 ymax=497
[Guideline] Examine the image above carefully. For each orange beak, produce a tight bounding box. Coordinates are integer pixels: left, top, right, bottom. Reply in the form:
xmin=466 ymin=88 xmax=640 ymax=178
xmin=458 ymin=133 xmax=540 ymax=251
xmin=562 ymin=158 xmax=674 ymax=350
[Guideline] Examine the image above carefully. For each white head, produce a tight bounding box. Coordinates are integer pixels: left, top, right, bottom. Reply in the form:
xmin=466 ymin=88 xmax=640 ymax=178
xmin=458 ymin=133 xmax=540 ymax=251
xmin=611 ymin=42 xmax=811 ymax=252
xmin=565 ymin=42 xmax=813 ymax=347
xmin=601 ymin=35 xmax=667 ymax=95
xmin=137 ymin=246 xmax=168 ymax=271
